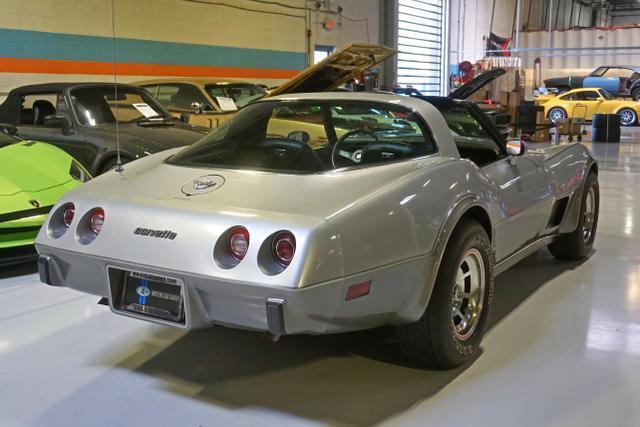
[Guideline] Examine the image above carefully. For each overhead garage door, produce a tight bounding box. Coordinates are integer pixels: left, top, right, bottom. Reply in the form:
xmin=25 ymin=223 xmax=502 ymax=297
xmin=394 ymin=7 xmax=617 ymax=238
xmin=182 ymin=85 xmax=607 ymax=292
xmin=397 ymin=0 xmax=447 ymax=96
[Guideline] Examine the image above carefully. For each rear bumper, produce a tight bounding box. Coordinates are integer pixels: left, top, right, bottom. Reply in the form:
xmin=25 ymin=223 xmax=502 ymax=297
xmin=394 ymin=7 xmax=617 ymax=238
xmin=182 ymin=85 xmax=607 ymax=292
xmin=36 ymin=246 xmax=433 ymax=334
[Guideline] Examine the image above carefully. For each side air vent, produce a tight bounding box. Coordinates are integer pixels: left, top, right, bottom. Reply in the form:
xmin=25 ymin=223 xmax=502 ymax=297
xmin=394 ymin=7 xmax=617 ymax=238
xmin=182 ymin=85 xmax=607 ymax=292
xmin=547 ymin=197 xmax=570 ymax=228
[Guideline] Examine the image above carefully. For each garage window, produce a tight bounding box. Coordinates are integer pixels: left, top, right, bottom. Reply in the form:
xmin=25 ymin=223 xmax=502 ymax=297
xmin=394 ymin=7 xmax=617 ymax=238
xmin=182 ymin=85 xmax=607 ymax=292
xmin=397 ymin=0 xmax=446 ymax=96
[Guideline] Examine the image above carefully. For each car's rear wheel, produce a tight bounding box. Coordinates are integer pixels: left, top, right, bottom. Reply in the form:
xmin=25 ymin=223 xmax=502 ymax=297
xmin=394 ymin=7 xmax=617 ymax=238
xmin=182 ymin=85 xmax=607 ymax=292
xmin=548 ymin=172 xmax=599 ymax=260
xmin=396 ymin=218 xmax=494 ymax=368
xmin=618 ymin=108 xmax=638 ymax=126
xmin=548 ymin=107 xmax=567 ymax=122
xmin=631 ymin=88 xmax=640 ymax=102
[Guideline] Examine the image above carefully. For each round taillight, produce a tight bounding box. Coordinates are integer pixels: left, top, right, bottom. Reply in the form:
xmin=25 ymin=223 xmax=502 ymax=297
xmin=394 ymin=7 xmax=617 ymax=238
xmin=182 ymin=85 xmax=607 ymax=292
xmin=62 ymin=205 xmax=75 ymax=228
xmin=272 ymin=231 xmax=295 ymax=266
xmin=89 ymin=208 xmax=105 ymax=235
xmin=227 ymin=226 xmax=249 ymax=262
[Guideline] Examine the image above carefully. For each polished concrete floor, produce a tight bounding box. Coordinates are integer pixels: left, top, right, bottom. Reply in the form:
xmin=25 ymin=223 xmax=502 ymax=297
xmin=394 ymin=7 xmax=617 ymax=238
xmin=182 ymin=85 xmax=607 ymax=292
xmin=2 ymin=133 xmax=640 ymax=427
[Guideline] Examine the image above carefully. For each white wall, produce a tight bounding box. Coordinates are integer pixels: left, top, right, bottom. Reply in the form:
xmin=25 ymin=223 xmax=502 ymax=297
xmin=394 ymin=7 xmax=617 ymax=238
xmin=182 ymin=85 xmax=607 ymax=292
xmin=449 ymin=0 xmax=517 ymax=65
xmin=520 ymin=27 xmax=640 ymax=71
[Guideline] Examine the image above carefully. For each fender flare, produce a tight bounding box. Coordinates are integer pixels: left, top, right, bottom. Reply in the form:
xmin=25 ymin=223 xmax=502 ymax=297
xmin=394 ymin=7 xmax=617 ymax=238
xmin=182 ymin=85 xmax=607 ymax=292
xmin=394 ymin=195 xmax=494 ymax=323
xmin=559 ymin=159 xmax=598 ymax=234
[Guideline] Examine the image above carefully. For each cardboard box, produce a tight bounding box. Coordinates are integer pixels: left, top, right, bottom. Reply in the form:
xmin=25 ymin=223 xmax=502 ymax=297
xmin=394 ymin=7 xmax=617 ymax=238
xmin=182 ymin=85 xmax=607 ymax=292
xmin=499 ymin=91 xmax=510 ymax=107
xmin=508 ymin=105 xmax=518 ymax=125
xmin=557 ymin=121 xmax=581 ymax=135
xmin=509 ymin=90 xmax=522 ymax=107
xmin=535 ymin=127 xmax=550 ymax=143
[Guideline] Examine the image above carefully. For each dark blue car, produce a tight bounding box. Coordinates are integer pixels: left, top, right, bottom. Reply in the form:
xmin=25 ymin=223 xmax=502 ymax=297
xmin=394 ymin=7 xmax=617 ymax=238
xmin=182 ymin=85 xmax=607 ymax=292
xmin=544 ymin=66 xmax=640 ymax=100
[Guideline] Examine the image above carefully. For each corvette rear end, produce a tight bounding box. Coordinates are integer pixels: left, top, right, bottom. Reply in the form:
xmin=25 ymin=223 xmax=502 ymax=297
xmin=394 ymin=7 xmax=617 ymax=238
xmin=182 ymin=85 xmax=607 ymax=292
xmin=35 ymin=149 xmax=446 ymax=334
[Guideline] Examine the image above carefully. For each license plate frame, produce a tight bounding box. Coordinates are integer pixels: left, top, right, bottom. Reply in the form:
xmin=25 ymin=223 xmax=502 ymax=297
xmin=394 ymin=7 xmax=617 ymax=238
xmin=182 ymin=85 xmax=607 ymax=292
xmin=117 ymin=269 xmax=185 ymax=323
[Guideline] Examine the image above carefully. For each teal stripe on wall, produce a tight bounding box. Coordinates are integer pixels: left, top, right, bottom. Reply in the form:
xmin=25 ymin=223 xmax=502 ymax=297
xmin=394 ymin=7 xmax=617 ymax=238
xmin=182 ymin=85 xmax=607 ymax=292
xmin=0 ymin=28 xmax=306 ymax=70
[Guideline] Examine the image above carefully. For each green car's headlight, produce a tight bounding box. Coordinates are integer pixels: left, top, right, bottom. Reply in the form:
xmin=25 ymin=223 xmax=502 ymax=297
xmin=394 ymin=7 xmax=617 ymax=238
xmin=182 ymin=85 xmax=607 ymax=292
xmin=69 ymin=160 xmax=91 ymax=182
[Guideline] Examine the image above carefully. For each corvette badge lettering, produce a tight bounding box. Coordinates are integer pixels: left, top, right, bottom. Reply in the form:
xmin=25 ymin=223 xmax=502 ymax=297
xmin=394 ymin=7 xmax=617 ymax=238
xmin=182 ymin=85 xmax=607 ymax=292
xmin=134 ymin=227 xmax=177 ymax=240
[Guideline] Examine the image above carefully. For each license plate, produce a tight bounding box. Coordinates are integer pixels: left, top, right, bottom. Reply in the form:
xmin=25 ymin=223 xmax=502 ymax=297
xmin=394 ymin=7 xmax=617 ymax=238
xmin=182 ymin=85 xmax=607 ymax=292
xmin=119 ymin=271 xmax=184 ymax=323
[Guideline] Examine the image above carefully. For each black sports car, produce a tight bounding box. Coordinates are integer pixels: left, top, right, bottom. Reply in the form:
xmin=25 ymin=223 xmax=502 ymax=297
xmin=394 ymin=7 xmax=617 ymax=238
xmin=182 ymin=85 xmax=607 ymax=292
xmin=0 ymin=83 xmax=208 ymax=175
xmin=544 ymin=66 xmax=640 ymax=100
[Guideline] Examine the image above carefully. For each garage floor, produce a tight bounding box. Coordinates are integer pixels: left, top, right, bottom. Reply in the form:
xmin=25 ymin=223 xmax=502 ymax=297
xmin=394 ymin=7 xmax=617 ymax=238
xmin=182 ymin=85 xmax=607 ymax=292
xmin=1 ymin=133 xmax=640 ymax=427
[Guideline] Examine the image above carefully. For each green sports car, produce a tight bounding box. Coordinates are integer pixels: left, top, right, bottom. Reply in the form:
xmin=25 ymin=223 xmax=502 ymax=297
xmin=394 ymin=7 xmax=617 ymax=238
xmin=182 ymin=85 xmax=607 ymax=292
xmin=1 ymin=124 xmax=89 ymax=265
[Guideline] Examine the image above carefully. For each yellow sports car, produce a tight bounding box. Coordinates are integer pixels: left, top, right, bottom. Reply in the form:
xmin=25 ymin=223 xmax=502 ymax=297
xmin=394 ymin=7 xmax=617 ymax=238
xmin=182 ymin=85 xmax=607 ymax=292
xmin=544 ymin=88 xmax=640 ymax=126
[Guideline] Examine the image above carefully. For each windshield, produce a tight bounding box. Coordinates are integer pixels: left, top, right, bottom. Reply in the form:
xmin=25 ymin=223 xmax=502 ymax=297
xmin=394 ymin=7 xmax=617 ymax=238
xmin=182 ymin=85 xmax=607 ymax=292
xmin=205 ymin=84 xmax=268 ymax=109
xmin=70 ymin=86 xmax=172 ymax=126
xmin=167 ymin=100 xmax=436 ymax=174
xmin=599 ymin=90 xmax=615 ymax=100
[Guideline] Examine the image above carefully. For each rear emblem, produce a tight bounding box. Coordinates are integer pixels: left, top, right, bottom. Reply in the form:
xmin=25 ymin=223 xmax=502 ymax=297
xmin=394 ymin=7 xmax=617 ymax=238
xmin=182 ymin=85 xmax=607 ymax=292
xmin=181 ymin=174 xmax=225 ymax=196
xmin=194 ymin=178 xmax=217 ymax=190
xmin=29 ymin=200 xmax=40 ymax=208
xmin=136 ymin=286 xmax=151 ymax=297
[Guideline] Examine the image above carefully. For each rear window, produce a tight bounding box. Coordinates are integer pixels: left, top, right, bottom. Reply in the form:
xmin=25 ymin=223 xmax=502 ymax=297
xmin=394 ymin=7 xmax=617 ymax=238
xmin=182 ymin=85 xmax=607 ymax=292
xmin=167 ymin=100 xmax=436 ymax=173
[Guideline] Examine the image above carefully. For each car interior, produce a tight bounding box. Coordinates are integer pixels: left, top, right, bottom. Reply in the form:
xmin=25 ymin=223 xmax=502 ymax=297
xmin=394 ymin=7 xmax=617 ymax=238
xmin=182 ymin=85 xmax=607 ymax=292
xmin=19 ymin=94 xmax=59 ymax=125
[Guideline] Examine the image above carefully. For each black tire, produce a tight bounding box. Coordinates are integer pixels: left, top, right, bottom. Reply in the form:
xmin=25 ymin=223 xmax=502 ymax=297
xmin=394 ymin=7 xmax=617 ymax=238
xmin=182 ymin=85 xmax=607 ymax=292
xmin=631 ymin=88 xmax=640 ymax=102
xmin=99 ymin=157 xmax=130 ymax=175
xmin=548 ymin=172 xmax=599 ymax=260
xmin=396 ymin=218 xmax=494 ymax=369
xmin=548 ymin=107 xmax=567 ymax=122
xmin=618 ymin=108 xmax=638 ymax=127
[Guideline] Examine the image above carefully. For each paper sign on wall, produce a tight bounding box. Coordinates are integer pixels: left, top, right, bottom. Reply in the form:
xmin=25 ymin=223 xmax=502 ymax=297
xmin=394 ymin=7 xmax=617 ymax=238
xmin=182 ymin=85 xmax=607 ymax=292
xmin=132 ymin=103 xmax=160 ymax=118
xmin=215 ymin=97 xmax=238 ymax=111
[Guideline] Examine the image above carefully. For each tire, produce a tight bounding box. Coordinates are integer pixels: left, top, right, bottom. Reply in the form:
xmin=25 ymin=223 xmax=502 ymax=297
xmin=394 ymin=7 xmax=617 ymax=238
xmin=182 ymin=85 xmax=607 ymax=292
xmin=548 ymin=172 xmax=599 ymax=260
xmin=548 ymin=107 xmax=567 ymax=122
xmin=99 ymin=157 xmax=130 ymax=175
xmin=631 ymin=88 xmax=640 ymax=102
xmin=618 ymin=108 xmax=638 ymax=126
xmin=396 ymin=218 xmax=494 ymax=369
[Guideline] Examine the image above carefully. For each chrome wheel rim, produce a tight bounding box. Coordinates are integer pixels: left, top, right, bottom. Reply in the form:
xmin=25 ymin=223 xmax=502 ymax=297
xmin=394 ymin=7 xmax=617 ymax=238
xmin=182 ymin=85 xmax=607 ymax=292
xmin=620 ymin=109 xmax=636 ymax=126
xmin=583 ymin=186 xmax=596 ymax=243
xmin=450 ymin=248 xmax=485 ymax=342
xmin=549 ymin=109 xmax=565 ymax=122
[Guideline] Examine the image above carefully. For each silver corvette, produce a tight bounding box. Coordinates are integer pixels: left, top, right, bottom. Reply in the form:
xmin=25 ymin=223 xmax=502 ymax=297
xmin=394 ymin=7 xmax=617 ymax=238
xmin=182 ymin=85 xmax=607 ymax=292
xmin=35 ymin=92 xmax=599 ymax=368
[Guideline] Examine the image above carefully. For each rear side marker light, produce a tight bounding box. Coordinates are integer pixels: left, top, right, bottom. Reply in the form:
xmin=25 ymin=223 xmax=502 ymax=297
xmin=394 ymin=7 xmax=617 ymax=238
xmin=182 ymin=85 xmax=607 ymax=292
xmin=345 ymin=281 xmax=371 ymax=301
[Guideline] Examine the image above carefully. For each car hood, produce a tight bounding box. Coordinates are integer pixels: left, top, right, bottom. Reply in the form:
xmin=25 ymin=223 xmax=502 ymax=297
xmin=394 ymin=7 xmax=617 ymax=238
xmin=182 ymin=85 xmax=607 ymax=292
xmin=449 ymin=68 xmax=506 ymax=100
xmin=87 ymin=122 xmax=207 ymax=153
xmin=0 ymin=141 xmax=74 ymax=196
xmin=543 ymin=76 xmax=572 ymax=86
xmin=268 ymin=43 xmax=396 ymax=97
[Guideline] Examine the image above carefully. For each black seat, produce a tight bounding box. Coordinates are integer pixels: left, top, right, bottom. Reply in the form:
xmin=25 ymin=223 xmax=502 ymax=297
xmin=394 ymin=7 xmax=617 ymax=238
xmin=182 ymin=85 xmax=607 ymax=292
xmin=32 ymin=100 xmax=56 ymax=125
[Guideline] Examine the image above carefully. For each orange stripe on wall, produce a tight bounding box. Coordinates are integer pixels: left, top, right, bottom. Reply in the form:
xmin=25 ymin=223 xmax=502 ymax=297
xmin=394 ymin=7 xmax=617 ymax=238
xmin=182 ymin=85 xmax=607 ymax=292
xmin=0 ymin=58 xmax=300 ymax=79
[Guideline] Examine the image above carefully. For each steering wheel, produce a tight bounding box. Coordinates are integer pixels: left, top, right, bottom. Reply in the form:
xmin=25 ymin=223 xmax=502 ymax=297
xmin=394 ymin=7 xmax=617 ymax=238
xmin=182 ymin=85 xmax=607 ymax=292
xmin=331 ymin=130 xmax=380 ymax=168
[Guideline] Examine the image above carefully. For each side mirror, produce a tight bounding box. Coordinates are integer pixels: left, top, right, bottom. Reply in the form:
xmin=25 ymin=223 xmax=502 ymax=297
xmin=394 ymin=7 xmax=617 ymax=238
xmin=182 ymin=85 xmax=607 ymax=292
xmin=190 ymin=102 xmax=203 ymax=114
xmin=506 ymin=138 xmax=526 ymax=156
xmin=0 ymin=123 xmax=17 ymax=135
xmin=44 ymin=114 xmax=70 ymax=129
xmin=287 ymin=130 xmax=311 ymax=144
